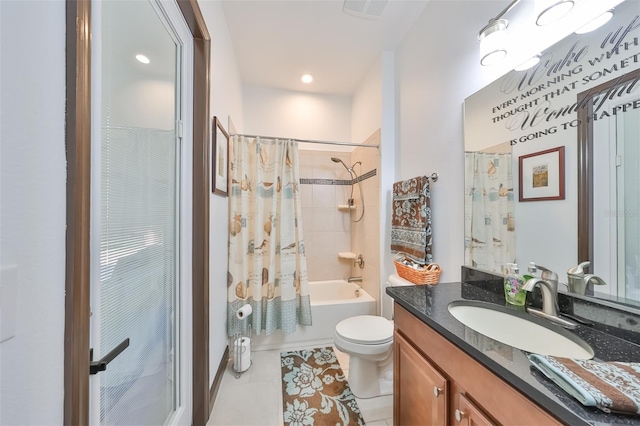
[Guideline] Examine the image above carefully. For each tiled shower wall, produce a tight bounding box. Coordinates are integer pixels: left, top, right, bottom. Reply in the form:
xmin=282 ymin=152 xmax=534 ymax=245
xmin=349 ymin=131 xmax=381 ymax=303
xmin=299 ymin=130 xmax=381 ymax=303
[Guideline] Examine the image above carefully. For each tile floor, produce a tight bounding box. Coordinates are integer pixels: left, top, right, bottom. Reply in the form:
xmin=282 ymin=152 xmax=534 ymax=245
xmin=207 ymin=345 xmax=393 ymax=426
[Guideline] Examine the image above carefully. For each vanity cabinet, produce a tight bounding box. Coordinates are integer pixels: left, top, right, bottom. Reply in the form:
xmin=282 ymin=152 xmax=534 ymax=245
xmin=394 ymin=331 xmax=448 ymax=425
xmin=393 ymin=303 xmax=562 ymax=426
xmin=454 ymin=394 xmax=494 ymax=426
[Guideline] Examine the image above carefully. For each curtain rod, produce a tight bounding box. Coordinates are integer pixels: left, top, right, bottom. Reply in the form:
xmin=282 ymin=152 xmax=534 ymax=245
xmin=231 ymin=133 xmax=379 ymax=149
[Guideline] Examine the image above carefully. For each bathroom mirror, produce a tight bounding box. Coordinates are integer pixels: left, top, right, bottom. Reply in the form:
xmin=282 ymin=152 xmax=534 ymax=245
xmin=464 ymin=0 xmax=640 ymax=303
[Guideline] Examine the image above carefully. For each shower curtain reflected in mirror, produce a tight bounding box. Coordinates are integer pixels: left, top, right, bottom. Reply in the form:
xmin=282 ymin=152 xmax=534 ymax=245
xmin=227 ymin=136 xmax=312 ymax=336
xmin=464 ymin=151 xmax=516 ymax=273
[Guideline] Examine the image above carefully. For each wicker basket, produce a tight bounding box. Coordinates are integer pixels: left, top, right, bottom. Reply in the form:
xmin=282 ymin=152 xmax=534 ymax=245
xmin=393 ymin=253 xmax=441 ymax=285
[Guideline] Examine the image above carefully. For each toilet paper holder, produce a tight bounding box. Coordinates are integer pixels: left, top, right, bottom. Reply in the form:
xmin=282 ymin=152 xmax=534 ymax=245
xmin=230 ymin=304 xmax=253 ymax=379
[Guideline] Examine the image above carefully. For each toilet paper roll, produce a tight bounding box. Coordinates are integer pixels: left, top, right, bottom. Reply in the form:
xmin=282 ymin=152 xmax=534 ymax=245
xmin=236 ymin=303 xmax=252 ymax=319
xmin=233 ymin=337 xmax=251 ymax=372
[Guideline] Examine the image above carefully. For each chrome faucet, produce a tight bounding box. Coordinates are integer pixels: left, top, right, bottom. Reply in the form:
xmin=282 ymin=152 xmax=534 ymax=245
xmin=567 ymin=261 xmax=607 ymax=295
xmin=523 ymin=265 xmax=559 ymax=316
xmin=347 ymin=276 xmax=362 ymax=283
xmin=522 ymin=264 xmax=577 ymax=328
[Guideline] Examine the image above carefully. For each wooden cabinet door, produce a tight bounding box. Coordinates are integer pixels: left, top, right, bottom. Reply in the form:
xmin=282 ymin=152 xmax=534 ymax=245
xmin=394 ymin=331 xmax=448 ymax=426
xmin=453 ymin=394 xmax=495 ymax=426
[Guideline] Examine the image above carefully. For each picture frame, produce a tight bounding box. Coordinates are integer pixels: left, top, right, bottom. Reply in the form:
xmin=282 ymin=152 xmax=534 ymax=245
xmin=518 ymin=146 xmax=565 ymax=202
xmin=212 ymin=116 xmax=229 ymax=196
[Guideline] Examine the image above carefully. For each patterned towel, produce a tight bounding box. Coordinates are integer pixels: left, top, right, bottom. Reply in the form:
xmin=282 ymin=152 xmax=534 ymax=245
xmin=391 ymin=176 xmax=433 ymax=264
xmin=529 ymin=354 xmax=640 ymax=415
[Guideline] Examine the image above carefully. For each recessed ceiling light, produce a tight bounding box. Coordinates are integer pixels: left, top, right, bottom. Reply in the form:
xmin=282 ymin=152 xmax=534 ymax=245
xmin=136 ymin=54 xmax=150 ymax=64
xmin=575 ymin=10 xmax=614 ymax=35
xmin=536 ymin=1 xmax=574 ymax=26
xmin=514 ymin=54 xmax=541 ymax=71
xmin=301 ymin=74 xmax=313 ymax=84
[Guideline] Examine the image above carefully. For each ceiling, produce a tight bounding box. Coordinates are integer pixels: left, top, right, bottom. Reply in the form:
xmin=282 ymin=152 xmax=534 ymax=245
xmin=220 ymin=0 xmax=431 ymax=96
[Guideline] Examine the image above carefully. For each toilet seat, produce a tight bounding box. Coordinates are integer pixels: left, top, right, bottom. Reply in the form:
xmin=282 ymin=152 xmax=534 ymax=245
xmin=335 ymin=315 xmax=393 ymax=345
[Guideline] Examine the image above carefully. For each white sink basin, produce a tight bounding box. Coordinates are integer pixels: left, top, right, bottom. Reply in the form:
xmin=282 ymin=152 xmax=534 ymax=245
xmin=448 ymin=300 xmax=594 ymax=360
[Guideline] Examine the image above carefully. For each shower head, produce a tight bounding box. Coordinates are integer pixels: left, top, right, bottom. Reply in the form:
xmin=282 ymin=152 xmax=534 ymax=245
xmin=331 ymin=157 xmax=350 ymax=171
xmin=331 ymin=157 xmax=362 ymax=174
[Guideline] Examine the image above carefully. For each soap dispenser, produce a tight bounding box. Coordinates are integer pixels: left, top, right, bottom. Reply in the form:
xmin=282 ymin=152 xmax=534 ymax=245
xmin=504 ymin=263 xmax=526 ymax=306
xmin=523 ymin=262 xmax=538 ymax=281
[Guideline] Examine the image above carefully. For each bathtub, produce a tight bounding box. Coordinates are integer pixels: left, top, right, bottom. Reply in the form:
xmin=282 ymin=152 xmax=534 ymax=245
xmin=250 ymin=280 xmax=377 ymax=351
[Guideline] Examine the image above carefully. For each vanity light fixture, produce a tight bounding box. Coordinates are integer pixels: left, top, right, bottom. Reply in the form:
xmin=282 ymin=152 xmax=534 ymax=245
xmin=479 ymin=19 xmax=509 ymax=66
xmin=536 ymin=1 xmax=575 ymax=26
xmin=477 ymin=0 xmax=521 ymax=66
xmin=574 ymin=10 xmax=614 ymax=34
xmin=135 ymin=54 xmax=150 ymax=64
xmin=514 ymin=54 xmax=541 ymax=71
xmin=300 ymin=73 xmax=313 ymax=84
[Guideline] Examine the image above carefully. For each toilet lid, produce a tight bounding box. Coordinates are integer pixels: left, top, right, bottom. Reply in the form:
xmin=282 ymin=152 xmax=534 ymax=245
xmin=335 ymin=315 xmax=393 ymax=345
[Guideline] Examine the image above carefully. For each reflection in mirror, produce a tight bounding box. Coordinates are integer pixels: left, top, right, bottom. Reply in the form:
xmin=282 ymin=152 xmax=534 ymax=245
xmin=464 ymin=0 xmax=640 ymax=303
xmin=464 ymin=142 xmax=515 ymax=273
xmin=580 ymin=69 xmax=640 ymax=300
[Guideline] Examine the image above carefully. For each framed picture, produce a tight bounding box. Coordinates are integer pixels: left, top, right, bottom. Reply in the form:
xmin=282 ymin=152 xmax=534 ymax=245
xmin=212 ymin=116 xmax=229 ymax=196
xmin=518 ymin=146 xmax=565 ymax=202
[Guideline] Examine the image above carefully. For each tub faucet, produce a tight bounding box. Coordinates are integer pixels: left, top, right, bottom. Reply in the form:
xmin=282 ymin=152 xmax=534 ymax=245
xmin=348 ymin=276 xmax=362 ymax=283
xmin=522 ymin=264 xmax=577 ymax=329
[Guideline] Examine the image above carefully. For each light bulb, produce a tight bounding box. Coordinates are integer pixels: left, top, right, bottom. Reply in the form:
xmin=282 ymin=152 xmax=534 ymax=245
xmin=575 ymin=10 xmax=613 ymax=34
xmin=514 ymin=54 xmax=541 ymax=71
xmin=536 ymin=1 xmax=574 ymax=26
xmin=135 ymin=54 xmax=150 ymax=64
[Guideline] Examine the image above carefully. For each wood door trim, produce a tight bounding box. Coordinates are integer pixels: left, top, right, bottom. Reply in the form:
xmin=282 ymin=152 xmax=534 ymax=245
xmin=64 ymin=0 xmax=92 ymax=424
xmin=209 ymin=346 xmax=230 ymax=412
xmin=176 ymin=1 xmax=212 ymax=423
xmin=64 ymin=1 xmax=211 ymax=424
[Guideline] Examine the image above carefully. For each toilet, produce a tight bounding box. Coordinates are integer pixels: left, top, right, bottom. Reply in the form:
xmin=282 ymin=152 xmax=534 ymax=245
xmin=333 ymin=274 xmax=414 ymax=399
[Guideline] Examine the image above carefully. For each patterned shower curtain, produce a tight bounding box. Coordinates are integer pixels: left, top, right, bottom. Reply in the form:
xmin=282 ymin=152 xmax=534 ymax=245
xmin=227 ymin=136 xmax=312 ymax=336
xmin=464 ymin=152 xmax=516 ymax=273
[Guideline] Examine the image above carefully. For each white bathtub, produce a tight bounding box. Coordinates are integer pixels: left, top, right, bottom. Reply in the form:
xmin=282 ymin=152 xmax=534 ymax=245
xmin=250 ymin=280 xmax=377 ymax=351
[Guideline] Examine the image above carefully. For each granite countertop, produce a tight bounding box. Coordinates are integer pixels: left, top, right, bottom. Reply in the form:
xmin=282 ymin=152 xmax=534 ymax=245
xmin=386 ymin=276 xmax=640 ymax=426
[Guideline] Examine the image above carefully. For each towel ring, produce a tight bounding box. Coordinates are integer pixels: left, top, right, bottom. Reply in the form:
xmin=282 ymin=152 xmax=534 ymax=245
xmin=430 ymin=173 xmax=439 ymax=182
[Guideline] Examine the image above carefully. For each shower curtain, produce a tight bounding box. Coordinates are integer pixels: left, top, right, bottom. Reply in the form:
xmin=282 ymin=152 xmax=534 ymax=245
xmin=464 ymin=152 xmax=516 ymax=273
xmin=227 ymin=136 xmax=312 ymax=336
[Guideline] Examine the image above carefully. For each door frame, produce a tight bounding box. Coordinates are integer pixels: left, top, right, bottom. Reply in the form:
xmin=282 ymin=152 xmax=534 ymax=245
xmin=64 ymin=0 xmax=211 ymax=424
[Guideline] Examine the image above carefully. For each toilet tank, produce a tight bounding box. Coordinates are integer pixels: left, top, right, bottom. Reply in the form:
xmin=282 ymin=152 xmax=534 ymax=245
xmin=381 ymin=274 xmax=415 ymax=320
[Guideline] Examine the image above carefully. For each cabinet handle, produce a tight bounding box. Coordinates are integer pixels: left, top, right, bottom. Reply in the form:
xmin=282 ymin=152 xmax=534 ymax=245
xmin=433 ymin=386 xmax=442 ymax=397
xmin=455 ymin=409 xmax=466 ymax=422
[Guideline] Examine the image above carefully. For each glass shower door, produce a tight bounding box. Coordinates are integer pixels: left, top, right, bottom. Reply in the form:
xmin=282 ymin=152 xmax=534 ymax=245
xmin=89 ymin=0 xmax=183 ymax=424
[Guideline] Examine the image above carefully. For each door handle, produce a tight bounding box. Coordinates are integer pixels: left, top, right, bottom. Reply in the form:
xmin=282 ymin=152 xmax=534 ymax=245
xmin=90 ymin=338 xmax=130 ymax=375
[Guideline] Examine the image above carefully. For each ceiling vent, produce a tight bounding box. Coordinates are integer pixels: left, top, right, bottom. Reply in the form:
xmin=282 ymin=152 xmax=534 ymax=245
xmin=343 ymin=0 xmax=389 ymax=20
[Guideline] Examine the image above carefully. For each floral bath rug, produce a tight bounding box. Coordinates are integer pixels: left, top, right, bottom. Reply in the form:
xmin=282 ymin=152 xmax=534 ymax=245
xmin=281 ymin=347 xmax=365 ymax=425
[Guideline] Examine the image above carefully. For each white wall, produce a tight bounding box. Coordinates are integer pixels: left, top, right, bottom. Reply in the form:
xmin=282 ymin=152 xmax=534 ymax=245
xmin=243 ymin=85 xmax=352 ymax=147
xmin=351 ymin=56 xmax=382 ymax=145
xmin=199 ymin=0 xmax=244 ymax=389
xmin=379 ymin=51 xmax=397 ymax=319
xmin=350 ymin=53 xmax=397 ymax=316
xmin=0 ymin=1 xmax=66 ymax=424
xmin=396 ymin=0 xmax=515 ymax=283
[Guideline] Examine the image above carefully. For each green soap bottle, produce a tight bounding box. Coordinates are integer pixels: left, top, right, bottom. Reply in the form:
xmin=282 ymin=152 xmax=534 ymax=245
xmin=504 ymin=263 xmax=526 ymax=306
